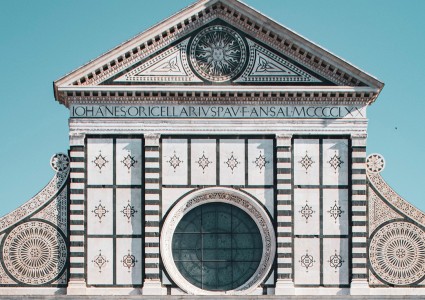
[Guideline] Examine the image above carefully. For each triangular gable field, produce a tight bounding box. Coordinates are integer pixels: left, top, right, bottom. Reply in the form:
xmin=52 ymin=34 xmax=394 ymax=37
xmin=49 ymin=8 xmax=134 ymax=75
xmin=4 ymin=0 xmax=425 ymax=298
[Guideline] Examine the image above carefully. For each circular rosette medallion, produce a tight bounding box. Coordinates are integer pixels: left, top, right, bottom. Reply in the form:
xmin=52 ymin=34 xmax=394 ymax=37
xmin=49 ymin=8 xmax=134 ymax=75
xmin=2 ymin=221 xmax=67 ymax=285
xmin=369 ymin=221 xmax=425 ymax=285
xmin=190 ymin=25 xmax=247 ymax=82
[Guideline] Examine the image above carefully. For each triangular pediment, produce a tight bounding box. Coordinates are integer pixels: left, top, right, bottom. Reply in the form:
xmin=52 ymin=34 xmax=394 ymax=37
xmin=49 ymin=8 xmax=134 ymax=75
xmin=54 ymin=0 xmax=383 ymax=105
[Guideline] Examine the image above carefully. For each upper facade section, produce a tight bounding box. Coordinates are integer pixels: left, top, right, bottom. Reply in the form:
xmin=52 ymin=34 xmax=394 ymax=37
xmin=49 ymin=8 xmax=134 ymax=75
xmin=54 ymin=0 xmax=383 ymax=107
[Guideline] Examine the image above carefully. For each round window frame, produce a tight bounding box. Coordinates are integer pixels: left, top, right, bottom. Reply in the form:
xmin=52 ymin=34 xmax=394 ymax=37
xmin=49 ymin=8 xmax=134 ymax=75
xmin=160 ymin=187 xmax=276 ymax=295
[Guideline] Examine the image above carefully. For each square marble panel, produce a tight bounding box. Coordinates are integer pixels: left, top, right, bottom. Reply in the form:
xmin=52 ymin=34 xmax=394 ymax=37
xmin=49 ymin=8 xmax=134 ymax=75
xmin=87 ymin=188 xmax=113 ymax=235
xmin=248 ymin=139 xmax=274 ymax=186
xmin=162 ymin=139 xmax=188 ymax=185
xmin=116 ymin=188 xmax=142 ymax=235
xmin=294 ymin=238 xmax=320 ymax=285
xmin=116 ymin=138 xmax=143 ymax=185
xmin=87 ymin=138 xmax=113 ymax=185
xmin=191 ymin=139 xmax=216 ymax=186
xmin=323 ymin=189 xmax=349 ymax=236
xmin=294 ymin=189 xmax=320 ymax=235
xmin=322 ymin=139 xmax=349 ymax=186
xmin=322 ymin=238 xmax=349 ymax=285
xmin=116 ymin=238 xmax=143 ymax=285
xmin=219 ymin=139 xmax=245 ymax=186
xmin=87 ymin=238 xmax=113 ymax=285
xmin=293 ymin=139 xmax=319 ymax=186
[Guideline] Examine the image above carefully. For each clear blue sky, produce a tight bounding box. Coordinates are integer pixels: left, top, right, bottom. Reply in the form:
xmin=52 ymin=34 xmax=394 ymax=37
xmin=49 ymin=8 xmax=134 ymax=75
xmin=0 ymin=0 xmax=424 ymax=217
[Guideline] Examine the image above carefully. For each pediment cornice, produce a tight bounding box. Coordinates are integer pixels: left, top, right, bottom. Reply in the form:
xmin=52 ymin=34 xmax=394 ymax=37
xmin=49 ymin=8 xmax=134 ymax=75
xmin=54 ymin=0 xmax=383 ymax=106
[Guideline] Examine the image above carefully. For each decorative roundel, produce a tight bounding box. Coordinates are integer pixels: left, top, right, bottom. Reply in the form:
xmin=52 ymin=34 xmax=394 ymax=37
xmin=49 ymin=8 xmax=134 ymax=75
xmin=50 ymin=153 xmax=70 ymax=172
xmin=161 ymin=187 xmax=275 ymax=295
xmin=366 ymin=153 xmax=385 ymax=174
xmin=190 ymin=25 xmax=247 ymax=82
xmin=2 ymin=221 xmax=67 ymax=285
xmin=369 ymin=221 xmax=425 ymax=285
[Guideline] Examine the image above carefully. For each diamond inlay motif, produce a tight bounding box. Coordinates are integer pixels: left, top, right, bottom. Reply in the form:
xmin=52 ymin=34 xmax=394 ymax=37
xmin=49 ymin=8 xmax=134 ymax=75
xmin=328 ymin=152 xmax=344 ymax=173
xmin=225 ymin=152 xmax=240 ymax=173
xmin=299 ymin=200 xmax=315 ymax=223
xmin=121 ymin=153 xmax=137 ymax=171
xmin=92 ymin=250 xmax=108 ymax=273
xmin=197 ymin=152 xmax=212 ymax=173
xmin=327 ymin=201 xmax=344 ymax=223
xmin=299 ymin=151 xmax=314 ymax=173
xmin=300 ymin=251 xmax=315 ymax=272
xmin=253 ymin=152 xmax=269 ymax=173
xmin=92 ymin=151 xmax=108 ymax=172
xmin=168 ymin=151 xmax=183 ymax=172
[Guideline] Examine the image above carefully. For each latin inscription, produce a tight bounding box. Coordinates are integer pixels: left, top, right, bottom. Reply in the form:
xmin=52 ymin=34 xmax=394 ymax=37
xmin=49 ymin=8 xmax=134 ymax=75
xmin=71 ymin=105 xmax=365 ymax=119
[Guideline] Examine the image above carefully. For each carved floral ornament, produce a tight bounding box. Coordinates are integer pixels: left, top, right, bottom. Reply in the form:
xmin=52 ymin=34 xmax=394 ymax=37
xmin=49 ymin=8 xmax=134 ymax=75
xmin=160 ymin=187 xmax=275 ymax=296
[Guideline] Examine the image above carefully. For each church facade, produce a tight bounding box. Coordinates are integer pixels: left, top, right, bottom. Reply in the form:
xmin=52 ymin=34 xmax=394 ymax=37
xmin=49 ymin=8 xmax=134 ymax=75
xmin=0 ymin=0 xmax=424 ymax=297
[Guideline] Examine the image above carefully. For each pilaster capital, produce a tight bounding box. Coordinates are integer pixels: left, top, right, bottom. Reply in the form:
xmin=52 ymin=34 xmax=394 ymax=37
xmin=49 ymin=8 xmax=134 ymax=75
xmin=69 ymin=132 xmax=85 ymax=146
xmin=276 ymin=134 xmax=292 ymax=147
xmin=144 ymin=133 xmax=161 ymax=147
xmin=351 ymin=133 xmax=368 ymax=147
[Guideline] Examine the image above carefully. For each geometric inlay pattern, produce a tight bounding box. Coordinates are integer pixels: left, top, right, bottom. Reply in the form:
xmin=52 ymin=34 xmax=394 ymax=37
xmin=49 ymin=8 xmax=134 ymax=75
xmin=92 ymin=250 xmax=109 ymax=273
xmin=121 ymin=251 xmax=137 ymax=272
xmin=253 ymin=152 xmax=269 ymax=173
xmin=369 ymin=221 xmax=425 ymax=285
xmin=92 ymin=151 xmax=108 ymax=173
xmin=328 ymin=152 xmax=344 ymax=173
xmin=190 ymin=25 xmax=247 ymax=82
xmin=92 ymin=200 xmax=109 ymax=223
xmin=327 ymin=201 xmax=344 ymax=223
xmin=121 ymin=154 xmax=138 ymax=171
xmin=298 ymin=151 xmax=314 ymax=173
xmin=197 ymin=152 xmax=212 ymax=173
xmin=50 ymin=153 xmax=70 ymax=172
xmin=121 ymin=200 xmax=138 ymax=223
xmin=366 ymin=153 xmax=385 ymax=174
xmin=225 ymin=152 xmax=240 ymax=174
xmin=328 ymin=250 xmax=344 ymax=272
xmin=299 ymin=251 xmax=315 ymax=272
xmin=2 ymin=221 xmax=67 ymax=285
xmin=299 ymin=200 xmax=315 ymax=223
xmin=168 ymin=151 xmax=183 ymax=172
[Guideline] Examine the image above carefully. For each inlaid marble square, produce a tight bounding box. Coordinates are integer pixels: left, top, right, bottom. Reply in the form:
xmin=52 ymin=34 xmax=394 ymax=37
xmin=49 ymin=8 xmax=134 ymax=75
xmin=116 ymin=138 xmax=143 ymax=185
xmin=294 ymin=189 xmax=320 ymax=235
xmin=294 ymin=139 xmax=319 ymax=186
xmin=323 ymin=189 xmax=349 ymax=236
xmin=248 ymin=139 xmax=274 ymax=186
xmin=322 ymin=238 xmax=349 ymax=285
xmin=191 ymin=139 xmax=216 ymax=186
xmin=116 ymin=238 xmax=143 ymax=285
xmin=322 ymin=139 xmax=349 ymax=186
xmin=219 ymin=139 xmax=245 ymax=186
xmin=294 ymin=238 xmax=320 ymax=285
xmin=87 ymin=138 xmax=113 ymax=185
xmin=116 ymin=188 xmax=142 ymax=235
xmin=87 ymin=188 xmax=113 ymax=235
xmin=87 ymin=238 xmax=113 ymax=285
xmin=162 ymin=139 xmax=188 ymax=185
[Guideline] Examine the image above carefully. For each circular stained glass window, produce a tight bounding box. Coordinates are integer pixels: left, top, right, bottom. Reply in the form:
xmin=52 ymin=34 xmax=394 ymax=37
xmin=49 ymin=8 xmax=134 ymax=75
xmin=172 ymin=202 xmax=263 ymax=291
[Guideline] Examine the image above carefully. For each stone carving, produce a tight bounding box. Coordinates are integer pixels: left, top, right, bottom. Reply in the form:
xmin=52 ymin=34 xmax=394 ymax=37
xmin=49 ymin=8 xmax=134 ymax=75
xmin=92 ymin=250 xmax=109 ymax=273
xmin=253 ymin=152 xmax=269 ymax=173
xmin=92 ymin=200 xmax=109 ymax=223
xmin=367 ymin=153 xmax=385 ymax=174
xmin=327 ymin=201 xmax=344 ymax=223
xmin=33 ymin=189 xmax=68 ymax=234
xmin=328 ymin=152 xmax=344 ymax=172
xmin=92 ymin=151 xmax=108 ymax=172
xmin=299 ymin=251 xmax=315 ymax=272
xmin=121 ymin=200 xmax=138 ymax=223
xmin=328 ymin=251 xmax=344 ymax=272
xmin=168 ymin=151 xmax=183 ymax=172
xmin=299 ymin=200 xmax=315 ymax=223
xmin=225 ymin=152 xmax=240 ymax=173
xmin=190 ymin=25 xmax=246 ymax=82
xmin=114 ymin=38 xmax=202 ymax=83
xmin=2 ymin=221 xmax=67 ymax=285
xmin=50 ymin=153 xmax=70 ymax=172
xmin=234 ymin=39 xmax=321 ymax=83
xmin=0 ymin=153 xmax=69 ymax=233
xmin=121 ymin=153 xmax=138 ymax=171
xmin=121 ymin=251 xmax=137 ymax=272
xmin=197 ymin=152 xmax=212 ymax=173
xmin=369 ymin=187 xmax=401 ymax=233
xmin=368 ymin=166 xmax=425 ymax=227
xmin=299 ymin=151 xmax=314 ymax=173
xmin=369 ymin=221 xmax=425 ymax=285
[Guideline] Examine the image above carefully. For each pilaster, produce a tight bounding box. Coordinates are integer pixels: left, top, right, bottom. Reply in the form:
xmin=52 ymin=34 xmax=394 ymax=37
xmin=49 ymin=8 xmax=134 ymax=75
xmin=67 ymin=132 xmax=87 ymax=295
xmin=275 ymin=134 xmax=295 ymax=295
xmin=350 ymin=134 xmax=369 ymax=295
xmin=142 ymin=133 xmax=164 ymax=295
